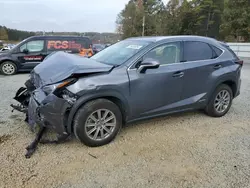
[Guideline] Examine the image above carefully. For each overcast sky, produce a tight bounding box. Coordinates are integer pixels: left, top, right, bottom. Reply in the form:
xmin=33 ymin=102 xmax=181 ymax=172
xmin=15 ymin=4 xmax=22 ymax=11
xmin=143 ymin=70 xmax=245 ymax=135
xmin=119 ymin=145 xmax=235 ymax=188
xmin=0 ymin=0 xmax=169 ymax=32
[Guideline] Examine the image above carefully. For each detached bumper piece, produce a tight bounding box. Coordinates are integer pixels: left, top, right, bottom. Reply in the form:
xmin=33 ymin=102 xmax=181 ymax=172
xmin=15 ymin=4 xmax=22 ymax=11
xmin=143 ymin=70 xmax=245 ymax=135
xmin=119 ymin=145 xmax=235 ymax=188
xmin=10 ymin=104 xmax=27 ymax=113
xmin=25 ymin=126 xmax=46 ymax=158
xmin=11 ymin=87 xmax=73 ymax=158
xmin=25 ymin=126 xmax=70 ymax=158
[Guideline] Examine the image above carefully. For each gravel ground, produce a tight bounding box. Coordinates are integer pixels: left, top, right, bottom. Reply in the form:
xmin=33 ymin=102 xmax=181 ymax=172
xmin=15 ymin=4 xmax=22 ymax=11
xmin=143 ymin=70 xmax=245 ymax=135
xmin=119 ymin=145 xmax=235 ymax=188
xmin=1 ymin=64 xmax=250 ymax=188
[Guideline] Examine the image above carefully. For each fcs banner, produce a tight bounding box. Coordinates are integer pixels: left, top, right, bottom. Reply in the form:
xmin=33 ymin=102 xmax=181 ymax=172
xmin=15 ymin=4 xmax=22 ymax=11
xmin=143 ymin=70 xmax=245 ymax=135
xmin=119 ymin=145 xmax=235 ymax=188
xmin=47 ymin=40 xmax=82 ymax=50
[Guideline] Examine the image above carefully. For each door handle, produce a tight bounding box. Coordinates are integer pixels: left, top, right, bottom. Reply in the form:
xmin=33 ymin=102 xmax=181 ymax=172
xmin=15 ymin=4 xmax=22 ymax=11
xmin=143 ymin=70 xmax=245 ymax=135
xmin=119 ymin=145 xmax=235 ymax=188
xmin=173 ymin=71 xmax=184 ymax=78
xmin=214 ymin=64 xmax=222 ymax=69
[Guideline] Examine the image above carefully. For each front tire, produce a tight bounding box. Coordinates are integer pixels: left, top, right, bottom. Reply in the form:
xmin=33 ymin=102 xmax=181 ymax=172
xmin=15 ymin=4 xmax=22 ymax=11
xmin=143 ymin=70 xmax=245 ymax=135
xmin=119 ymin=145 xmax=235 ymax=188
xmin=73 ymin=99 xmax=122 ymax=147
xmin=0 ymin=61 xmax=17 ymax=75
xmin=205 ymin=84 xmax=233 ymax=117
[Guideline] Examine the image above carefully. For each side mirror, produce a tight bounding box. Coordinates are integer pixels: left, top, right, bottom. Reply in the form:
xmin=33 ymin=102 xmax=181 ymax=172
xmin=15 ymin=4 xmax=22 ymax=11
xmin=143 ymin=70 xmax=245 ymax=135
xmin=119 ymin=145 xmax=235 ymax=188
xmin=22 ymin=49 xmax=29 ymax=54
xmin=138 ymin=58 xmax=160 ymax=73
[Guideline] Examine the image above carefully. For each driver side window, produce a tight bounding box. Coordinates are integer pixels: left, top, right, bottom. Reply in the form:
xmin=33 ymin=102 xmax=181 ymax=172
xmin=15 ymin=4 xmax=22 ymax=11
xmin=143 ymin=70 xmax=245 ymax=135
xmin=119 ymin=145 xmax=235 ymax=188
xmin=143 ymin=42 xmax=181 ymax=65
xmin=20 ymin=40 xmax=45 ymax=53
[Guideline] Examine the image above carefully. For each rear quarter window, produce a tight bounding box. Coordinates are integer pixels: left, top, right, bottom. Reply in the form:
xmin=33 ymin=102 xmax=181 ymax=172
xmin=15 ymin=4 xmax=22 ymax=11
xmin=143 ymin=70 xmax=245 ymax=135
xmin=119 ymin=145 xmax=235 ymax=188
xmin=218 ymin=42 xmax=239 ymax=59
xmin=211 ymin=45 xmax=223 ymax=58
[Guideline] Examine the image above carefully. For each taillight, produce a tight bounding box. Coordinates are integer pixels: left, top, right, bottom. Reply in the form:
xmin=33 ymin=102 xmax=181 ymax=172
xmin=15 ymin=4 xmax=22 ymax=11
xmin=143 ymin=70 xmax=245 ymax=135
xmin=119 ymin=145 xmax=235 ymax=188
xmin=235 ymin=60 xmax=244 ymax=66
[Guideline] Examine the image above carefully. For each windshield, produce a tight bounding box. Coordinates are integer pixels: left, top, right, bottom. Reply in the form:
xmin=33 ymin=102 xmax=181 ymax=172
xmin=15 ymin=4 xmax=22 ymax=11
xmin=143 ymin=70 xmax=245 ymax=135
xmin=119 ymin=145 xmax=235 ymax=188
xmin=8 ymin=38 xmax=28 ymax=52
xmin=90 ymin=40 xmax=151 ymax=65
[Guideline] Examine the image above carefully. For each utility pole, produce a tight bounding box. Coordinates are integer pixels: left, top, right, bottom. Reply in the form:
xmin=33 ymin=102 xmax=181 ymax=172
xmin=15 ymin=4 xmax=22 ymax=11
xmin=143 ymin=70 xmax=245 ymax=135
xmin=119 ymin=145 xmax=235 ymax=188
xmin=142 ymin=15 xmax=145 ymax=36
xmin=206 ymin=9 xmax=211 ymax=37
xmin=138 ymin=0 xmax=146 ymax=36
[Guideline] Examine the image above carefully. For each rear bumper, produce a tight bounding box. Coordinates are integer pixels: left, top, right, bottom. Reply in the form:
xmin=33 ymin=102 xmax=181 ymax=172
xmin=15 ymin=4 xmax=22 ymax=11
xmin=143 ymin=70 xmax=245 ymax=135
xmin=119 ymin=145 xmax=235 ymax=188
xmin=25 ymin=88 xmax=73 ymax=135
xmin=235 ymin=78 xmax=241 ymax=98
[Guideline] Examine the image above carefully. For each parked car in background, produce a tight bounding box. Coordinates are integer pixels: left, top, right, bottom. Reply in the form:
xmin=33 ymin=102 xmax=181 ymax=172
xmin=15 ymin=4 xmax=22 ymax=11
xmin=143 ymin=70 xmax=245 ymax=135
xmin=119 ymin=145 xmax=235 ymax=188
xmin=92 ymin=43 xmax=106 ymax=54
xmin=105 ymin=43 xmax=111 ymax=47
xmin=13 ymin=35 xmax=242 ymax=152
xmin=0 ymin=46 xmax=11 ymax=52
xmin=7 ymin=44 xmax=16 ymax=49
xmin=0 ymin=35 xmax=93 ymax=75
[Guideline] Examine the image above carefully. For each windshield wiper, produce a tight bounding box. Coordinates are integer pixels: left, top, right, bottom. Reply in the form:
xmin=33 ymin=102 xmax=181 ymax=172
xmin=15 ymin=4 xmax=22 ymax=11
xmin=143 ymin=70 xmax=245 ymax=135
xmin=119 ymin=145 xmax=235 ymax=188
xmin=109 ymin=64 xmax=120 ymax=72
xmin=113 ymin=64 xmax=120 ymax=68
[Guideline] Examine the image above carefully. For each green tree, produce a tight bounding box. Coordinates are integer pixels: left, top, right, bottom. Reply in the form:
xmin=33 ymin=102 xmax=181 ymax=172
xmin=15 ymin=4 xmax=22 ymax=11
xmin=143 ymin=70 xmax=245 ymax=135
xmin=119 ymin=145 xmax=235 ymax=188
xmin=177 ymin=0 xmax=196 ymax=35
xmin=143 ymin=0 xmax=166 ymax=36
xmin=162 ymin=0 xmax=182 ymax=35
xmin=116 ymin=0 xmax=165 ymax=39
xmin=220 ymin=0 xmax=250 ymax=41
xmin=192 ymin=0 xmax=222 ymax=37
xmin=116 ymin=0 xmax=142 ymax=39
xmin=116 ymin=0 xmax=250 ymax=42
xmin=0 ymin=26 xmax=9 ymax=41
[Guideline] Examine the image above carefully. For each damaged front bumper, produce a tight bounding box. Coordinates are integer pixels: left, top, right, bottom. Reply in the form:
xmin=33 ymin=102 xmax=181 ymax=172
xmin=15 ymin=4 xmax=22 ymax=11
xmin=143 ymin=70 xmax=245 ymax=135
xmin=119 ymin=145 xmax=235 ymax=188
xmin=28 ymin=89 xmax=72 ymax=135
xmin=12 ymin=77 xmax=76 ymax=135
xmin=11 ymin=80 xmax=77 ymax=158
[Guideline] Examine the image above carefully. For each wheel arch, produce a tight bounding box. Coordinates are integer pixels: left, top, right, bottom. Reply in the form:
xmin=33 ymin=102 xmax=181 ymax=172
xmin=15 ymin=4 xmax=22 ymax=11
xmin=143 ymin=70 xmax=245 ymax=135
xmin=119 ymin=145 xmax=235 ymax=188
xmin=66 ymin=92 xmax=129 ymax=134
xmin=208 ymin=77 xmax=237 ymax=102
xmin=221 ymin=80 xmax=237 ymax=97
xmin=0 ymin=59 xmax=18 ymax=74
xmin=0 ymin=59 xmax=16 ymax=65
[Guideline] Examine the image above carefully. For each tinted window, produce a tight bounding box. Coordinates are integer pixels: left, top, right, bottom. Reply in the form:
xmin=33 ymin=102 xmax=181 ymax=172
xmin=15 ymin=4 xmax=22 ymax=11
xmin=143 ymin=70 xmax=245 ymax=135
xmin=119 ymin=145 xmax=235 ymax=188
xmin=143 ymin=42 xmax=181 ymax=65
xmin=20 ymin=40 xmax=44 ymax=52
xmin=184 ymin=41 xmax=213 ymax=61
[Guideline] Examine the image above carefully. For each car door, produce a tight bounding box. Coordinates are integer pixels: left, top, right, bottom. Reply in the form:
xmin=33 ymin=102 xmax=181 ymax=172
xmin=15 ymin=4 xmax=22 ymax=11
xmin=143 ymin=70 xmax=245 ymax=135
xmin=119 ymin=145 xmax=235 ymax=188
xmin=127 ymin=41 xmax=185 ymax=119
xmin=14 ymin=39 xmax=47 ymax=69
xmin=180 ymin=40 xmax=223 ymax=109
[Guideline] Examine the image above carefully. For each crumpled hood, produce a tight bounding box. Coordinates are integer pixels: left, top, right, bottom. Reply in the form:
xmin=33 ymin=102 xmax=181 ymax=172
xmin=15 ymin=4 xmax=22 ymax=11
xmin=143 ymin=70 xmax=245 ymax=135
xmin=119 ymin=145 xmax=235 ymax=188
xmin=30 ymin=51 xmax=113 ymax=87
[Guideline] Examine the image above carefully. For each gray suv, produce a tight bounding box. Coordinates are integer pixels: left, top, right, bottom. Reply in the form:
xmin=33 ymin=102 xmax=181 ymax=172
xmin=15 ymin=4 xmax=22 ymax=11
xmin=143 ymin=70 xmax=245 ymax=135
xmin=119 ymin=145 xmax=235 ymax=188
xmin=12 ymin=36 xmax=243 ymax=157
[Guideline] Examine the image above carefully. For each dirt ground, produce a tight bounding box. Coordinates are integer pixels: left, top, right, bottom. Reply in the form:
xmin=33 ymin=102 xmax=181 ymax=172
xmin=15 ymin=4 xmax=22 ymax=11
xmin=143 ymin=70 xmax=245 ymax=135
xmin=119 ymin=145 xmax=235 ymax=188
xmin=1 ymin=64 xmax=250 ymax=188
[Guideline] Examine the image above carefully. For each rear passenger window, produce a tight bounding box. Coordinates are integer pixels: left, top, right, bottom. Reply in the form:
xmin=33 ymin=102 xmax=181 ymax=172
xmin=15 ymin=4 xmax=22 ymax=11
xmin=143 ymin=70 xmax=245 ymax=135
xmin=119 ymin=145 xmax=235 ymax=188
xmin=184 ymin=41 xmax=213 ymax=61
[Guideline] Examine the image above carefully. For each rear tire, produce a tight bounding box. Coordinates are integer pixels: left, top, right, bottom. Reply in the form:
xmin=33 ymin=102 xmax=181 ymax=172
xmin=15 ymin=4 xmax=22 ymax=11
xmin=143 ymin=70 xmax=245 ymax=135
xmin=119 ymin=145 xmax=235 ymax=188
xmin=0 ymin=61 xmax=17 ymax=75
xmin=205 ymin=84 xmax=233 ymax=117
xmin=73 ymin=99 xmax=122 ymax=147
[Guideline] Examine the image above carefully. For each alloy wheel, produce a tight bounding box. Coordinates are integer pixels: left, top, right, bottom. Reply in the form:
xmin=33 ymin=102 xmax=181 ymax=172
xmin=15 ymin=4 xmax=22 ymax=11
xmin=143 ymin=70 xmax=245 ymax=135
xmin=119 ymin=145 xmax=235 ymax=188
xmin=85 ymin=109 xmax=117 ymax=141
xmin=214 ymin=90 xmax=231 ymax=113
xmin=2 ymin=63 xmax=15 ymax=75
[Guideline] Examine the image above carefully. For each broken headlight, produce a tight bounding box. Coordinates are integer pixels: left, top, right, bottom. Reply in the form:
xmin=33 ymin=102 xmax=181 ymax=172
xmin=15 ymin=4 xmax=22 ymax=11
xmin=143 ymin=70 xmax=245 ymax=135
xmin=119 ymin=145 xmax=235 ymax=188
xmin=42 ymin=78 xmax=78 ymax=96
xmin=61 ymin=90 xmax=77 ymax=105
xmin=42 ymin=84 xmax=58 ymax=95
